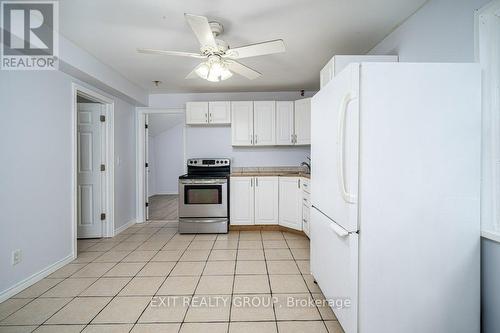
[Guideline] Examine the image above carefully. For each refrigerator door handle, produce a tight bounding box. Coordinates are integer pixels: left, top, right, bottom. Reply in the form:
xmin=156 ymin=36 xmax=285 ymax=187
xmin=338 ymin=92 xmax=357 ymax=204
xmin=329 ymin=220 xmax=349 ymax=237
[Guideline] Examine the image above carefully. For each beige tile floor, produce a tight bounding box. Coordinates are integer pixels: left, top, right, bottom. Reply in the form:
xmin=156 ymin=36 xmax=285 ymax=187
xmin=0 ymin=221 xmax=344 ymax=333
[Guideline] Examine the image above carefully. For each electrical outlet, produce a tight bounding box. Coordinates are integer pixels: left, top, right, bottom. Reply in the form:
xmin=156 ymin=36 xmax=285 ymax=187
xmin=12 ymin=249 xmax=22 ymax=266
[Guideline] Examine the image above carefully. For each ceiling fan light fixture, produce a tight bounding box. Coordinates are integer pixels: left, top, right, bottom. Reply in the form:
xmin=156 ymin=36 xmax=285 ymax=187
xmin=196 ymin=58 xmax=232 ymax=82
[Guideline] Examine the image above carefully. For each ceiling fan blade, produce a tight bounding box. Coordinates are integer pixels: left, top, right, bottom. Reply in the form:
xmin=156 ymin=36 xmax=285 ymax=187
xmin=185 ymin=64 xmax=203 ymax=79
xmin=137 ymin=48 xmax=205 ymax=59
xmin=224 ymin=39 xmax=285 ymax=59
xmin=184 ymin=13 xmax=217 ymax=48
xmin=226 ymin=60 xmax=262 ymax=80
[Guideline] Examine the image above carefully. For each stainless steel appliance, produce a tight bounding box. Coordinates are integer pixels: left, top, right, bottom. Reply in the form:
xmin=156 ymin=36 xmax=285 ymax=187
xmin=178 ymin=158 xmax=230 ymax=233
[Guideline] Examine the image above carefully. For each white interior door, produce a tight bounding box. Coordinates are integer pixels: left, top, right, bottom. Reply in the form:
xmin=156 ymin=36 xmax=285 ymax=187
xmin=231 ymin=101 xmax=254 ymax=146
xmin=77 ymin=103 xmax=104 ymax=238
xmin=254 ymin=177 xmax=279 ymax=225
xmin=311 ymin=64 xmax=359 ymax=232
xmin=276 ymin=101 xmax=295 ymax=145
xmin=253 ymin=101 xmax=276 ymax=145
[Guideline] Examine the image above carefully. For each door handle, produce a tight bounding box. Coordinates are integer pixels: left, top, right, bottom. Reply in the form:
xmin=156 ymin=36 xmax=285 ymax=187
xmin=338 ymin=92 xmax=357 ymax=204
xmin=329 ymin=222 xmax=349 ymax=237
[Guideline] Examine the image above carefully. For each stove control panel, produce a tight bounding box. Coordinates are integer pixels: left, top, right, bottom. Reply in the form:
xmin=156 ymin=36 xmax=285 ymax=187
xmin=187 ymin=158 xmax=230 ymax=167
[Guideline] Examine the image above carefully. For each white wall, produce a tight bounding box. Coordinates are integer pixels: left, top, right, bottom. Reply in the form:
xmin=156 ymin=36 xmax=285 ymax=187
xmin=368 ymin=0 xmax=490 ymax=62
xmin=0 ymin=70 xmax=137 ymax=301
xmin=150 ymin=123 xmax=185 ymax=195
xmin=149 ymin=92 xmax=314 ymax=167
xmin=113 ymin=99 xmax=137 ymax=230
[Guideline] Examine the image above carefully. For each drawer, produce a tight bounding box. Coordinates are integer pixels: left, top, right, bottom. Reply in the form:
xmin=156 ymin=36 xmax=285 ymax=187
xmin=302 ymin=204 xmax=310 ymax=222
xmin=301 ymin=178 xmax=310 ymax=193
xmin=302 ymin=196 xmax=311 ymax=207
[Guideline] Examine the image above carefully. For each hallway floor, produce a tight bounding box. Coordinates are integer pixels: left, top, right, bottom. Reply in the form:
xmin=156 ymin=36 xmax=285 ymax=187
xmin=148 ymin=195 xmax=178 ymax=221
xmin=0 ymin=222 xmax=343 ymax=333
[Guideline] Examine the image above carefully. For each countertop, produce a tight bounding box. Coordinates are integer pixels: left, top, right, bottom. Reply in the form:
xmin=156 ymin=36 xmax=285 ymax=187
xmin=230 ymin=169 xmax=310 ymax=179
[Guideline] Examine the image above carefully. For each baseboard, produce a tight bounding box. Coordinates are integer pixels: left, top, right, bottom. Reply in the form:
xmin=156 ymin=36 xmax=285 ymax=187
xmin=114 ymin=219 xmax=137 ymax=235
xmin=229 ymin=224 xmax=307 ymax=237
xmin=0 ymin=253 xmax=75 ymax=303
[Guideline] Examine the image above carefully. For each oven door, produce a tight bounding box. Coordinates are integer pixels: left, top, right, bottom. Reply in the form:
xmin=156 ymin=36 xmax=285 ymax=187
xmin=179 ymin=179 xmax=228 ymax=218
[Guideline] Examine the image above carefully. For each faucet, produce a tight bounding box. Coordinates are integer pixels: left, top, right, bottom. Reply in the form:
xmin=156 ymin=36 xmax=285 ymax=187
xmin=301 ymin=156 xmax=311 ymax=174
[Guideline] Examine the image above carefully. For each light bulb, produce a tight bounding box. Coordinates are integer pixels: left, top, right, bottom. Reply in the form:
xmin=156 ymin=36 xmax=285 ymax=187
xmin=195 ymin=63 xmax=210 ymax=79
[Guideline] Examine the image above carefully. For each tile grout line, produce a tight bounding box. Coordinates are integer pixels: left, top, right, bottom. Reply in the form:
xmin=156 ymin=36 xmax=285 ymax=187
xmin=47 ymin=222 xmax=169 ymax=332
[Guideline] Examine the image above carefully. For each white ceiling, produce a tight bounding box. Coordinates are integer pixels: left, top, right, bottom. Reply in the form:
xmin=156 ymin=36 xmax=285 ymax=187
xmin=59 ymin=0 xmax=426 ymax=93
xmin=148 ymin=113 xmax=184 ymax=137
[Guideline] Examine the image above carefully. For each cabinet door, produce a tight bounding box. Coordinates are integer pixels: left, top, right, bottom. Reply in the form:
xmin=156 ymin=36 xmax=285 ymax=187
xmin=276 ymin=101 xmax=295 ymax=145
xmin=320 ymin=57 xmax=334 ymax=89
xmin=231 ymin=101 xmax=254 ymax=146
xmin=253 ymin=101 xmax=276 ymax=146
xmin=230 ymin=177 xmax=254 ymax=225
xmin=209 ymin=101 xmax=231 ymax=124
xmin=294 ymin=98 xmax=311 ymax=145
xmin=186 ymin=102 xmax=209 ymax=124
xmin=278 ymin=177 xmax=303 ymax=230
xmin=254 ymin=177 xmax=279 ymax=225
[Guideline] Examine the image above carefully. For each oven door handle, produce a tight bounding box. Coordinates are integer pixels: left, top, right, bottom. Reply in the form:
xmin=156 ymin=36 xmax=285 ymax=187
xmin=180 ymin=180 xmax=227 ymax=185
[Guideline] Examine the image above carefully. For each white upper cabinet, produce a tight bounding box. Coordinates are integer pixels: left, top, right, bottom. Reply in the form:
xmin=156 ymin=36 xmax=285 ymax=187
xmin=254 ymin=177 xmax=279 ymax=225
xmin=208 ymin=101 xmax=231 ymax=124
xmin=231 ymin=101 xmax=254 ymax=146
xmin=279 ymin=177 xmax=303 ymax=231
xmin=253 ymin=101 xmax=276 ymax=146
xmin=186 ymin=102 xmax=209 ymax=124
xmin=230 ymin=177 xmax=255 ymax=225
xmin=186 ymin=101 xmax=231 ymax=125
xmin=320 ymin=55 xmax=398 ymax=89
xmin=276 ymin=101 xmax=295 ymax=145
xmin=294 ymin=98 xmax=311 ymax=145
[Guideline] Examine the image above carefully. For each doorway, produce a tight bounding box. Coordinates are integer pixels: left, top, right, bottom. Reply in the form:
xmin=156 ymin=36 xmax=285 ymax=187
xmin=72 ymin=84 xmax=114 ymax=250
xmin=136 ymin=108 xmax=185 ymax=222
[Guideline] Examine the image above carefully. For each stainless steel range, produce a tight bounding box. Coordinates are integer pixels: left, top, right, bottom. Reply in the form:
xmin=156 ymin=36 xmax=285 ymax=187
xmin=178 ymin=158 xmax=230 ymax=234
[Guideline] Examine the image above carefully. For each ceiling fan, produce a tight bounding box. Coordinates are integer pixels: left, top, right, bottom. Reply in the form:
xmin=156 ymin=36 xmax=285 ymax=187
xmin=137 ymin=14 xmax=286 ymax=82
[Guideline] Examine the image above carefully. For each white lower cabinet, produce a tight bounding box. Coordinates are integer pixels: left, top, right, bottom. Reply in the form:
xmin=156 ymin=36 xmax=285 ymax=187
xmin=230 ymin=176 xmax=303 ymax=231
xmin=230 ymin=176 xmax=279 ymax=225
xmin=230 ymin=177 xmax=254 ymax=225
xmin=254 ymin=177 xmax=279 ymax=225
xmin=278 ymin=177 xmax=303 ymax=231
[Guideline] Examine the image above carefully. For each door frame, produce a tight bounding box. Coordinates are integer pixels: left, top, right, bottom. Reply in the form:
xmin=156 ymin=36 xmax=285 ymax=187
xmin=475 ymin=0 xmax=500 ymax=242
xmin=71 ymin=83 xmax=115 ymax=254
xmin=136 ymin=107 xmax=186 ymax=223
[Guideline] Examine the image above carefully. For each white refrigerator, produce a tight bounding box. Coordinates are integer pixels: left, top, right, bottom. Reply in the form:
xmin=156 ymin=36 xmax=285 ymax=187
xmin=310 ymin=63 xmax=481 ymax=333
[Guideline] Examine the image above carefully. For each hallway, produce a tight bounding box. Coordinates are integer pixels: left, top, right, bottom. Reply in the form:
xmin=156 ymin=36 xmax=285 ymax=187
xmin=148 ymin=195 xmax=178 ymax=221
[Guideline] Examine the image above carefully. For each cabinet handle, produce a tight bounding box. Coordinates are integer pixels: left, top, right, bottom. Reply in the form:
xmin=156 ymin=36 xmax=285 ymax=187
xmin=256 ymin=178 xmax=259 ymax=187
xmin=298 ymin=179 xmax=301 ymax=188
xmin=205 ymin=113 xmax=208 ymax=123
xmin=251 ymin=178 xmax=253 ymax=187
xmin=291 ymin=134 xmax=294 ymax=144
xmin=255 ymin=134 xmax=258 ymax=144
xmin=209 ymin=113 xmax=212 ymax=122
xmin=250 ymin=134 xmax=253 ymax=145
